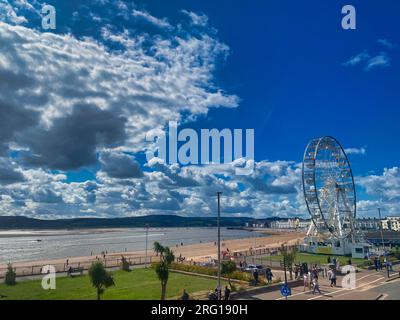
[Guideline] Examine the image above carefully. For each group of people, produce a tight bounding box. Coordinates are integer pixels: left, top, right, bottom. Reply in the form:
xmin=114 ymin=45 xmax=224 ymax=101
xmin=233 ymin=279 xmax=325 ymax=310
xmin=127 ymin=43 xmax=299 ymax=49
xmin=373 ymin=256 xmax=393 ymax=272
xmin=207 ymin=285 xmax=231 ymax=300
xmin=302 ymin=266 xmax=322 ymax=294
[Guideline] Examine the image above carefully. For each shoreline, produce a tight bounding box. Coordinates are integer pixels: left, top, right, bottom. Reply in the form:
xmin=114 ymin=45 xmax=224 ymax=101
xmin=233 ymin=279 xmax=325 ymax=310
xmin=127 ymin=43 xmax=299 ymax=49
xmin=0 ymin=230 xmax=305 ymax=274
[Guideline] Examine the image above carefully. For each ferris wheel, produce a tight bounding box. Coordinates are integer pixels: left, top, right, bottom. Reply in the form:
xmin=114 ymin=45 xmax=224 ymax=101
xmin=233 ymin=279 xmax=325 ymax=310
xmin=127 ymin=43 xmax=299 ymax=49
xmin=302 ymin=136 xmax=356 ymax=240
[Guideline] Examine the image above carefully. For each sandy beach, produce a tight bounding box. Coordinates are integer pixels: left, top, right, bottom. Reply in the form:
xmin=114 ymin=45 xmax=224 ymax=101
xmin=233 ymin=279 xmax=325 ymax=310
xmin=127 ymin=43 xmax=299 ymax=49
xmin=0 ymin=230 xmax=305 ymax=276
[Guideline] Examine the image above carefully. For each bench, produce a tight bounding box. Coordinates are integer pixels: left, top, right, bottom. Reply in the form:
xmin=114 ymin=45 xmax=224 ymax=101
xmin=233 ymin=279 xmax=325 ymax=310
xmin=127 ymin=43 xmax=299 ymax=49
xmin=67 ymin=267 xmax=84 ymax=277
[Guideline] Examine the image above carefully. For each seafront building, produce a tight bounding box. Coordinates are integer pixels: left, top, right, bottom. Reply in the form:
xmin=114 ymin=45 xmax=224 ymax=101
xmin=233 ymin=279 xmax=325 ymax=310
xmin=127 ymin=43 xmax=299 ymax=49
xmin=269 ymin=218 xmax=310 ymax=230
xmin=381 ymin=217 xmax=400 ymax=231
xmin=263 ymin=217 xmax=400 ymax=232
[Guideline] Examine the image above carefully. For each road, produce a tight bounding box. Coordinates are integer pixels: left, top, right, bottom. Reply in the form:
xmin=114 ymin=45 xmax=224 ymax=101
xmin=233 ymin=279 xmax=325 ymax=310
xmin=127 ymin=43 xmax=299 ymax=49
xmin=235 ymin=268 xmax=400 ymax=300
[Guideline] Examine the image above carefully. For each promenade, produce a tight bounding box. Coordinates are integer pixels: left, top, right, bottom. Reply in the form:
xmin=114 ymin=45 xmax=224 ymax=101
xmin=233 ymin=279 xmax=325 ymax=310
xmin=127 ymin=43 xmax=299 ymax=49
xmin=234 ymin=267 xmax=400 ymax=300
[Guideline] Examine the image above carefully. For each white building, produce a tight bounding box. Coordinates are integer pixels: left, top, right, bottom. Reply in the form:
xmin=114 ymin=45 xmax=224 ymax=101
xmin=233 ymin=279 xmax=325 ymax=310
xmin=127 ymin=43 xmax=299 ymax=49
xmin=381 ymin=217 xmax=400 ymax=231
xmin=355 ymin=218 xmax=380 ymax=230
xmin=270 ymin=218 xmax=310 ymax=230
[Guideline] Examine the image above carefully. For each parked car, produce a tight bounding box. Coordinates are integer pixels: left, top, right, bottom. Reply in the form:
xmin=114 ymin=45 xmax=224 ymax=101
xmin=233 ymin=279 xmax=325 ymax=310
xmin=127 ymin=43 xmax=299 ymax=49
xmin=245 ymin=264 xmax=264 ymax=272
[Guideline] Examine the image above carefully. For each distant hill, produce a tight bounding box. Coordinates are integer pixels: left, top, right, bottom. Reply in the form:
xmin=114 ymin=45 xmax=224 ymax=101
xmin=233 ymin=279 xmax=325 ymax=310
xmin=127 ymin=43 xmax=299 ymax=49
xmin=0 ymin=215 xmax=275 ymax=229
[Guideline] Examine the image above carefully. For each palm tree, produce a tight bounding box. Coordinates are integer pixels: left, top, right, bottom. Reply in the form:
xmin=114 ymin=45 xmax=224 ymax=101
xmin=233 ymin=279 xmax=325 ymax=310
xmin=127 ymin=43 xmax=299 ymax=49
xmin=153 ymin=241 xmax=175 ymax=300
xmin=279 ymin=244 xmax=298 ymax=281
xmin=88 ymin=261 xmax=115 ymax=300
xmin=153 ymin=241 xmax=163 ymax=256
xmin=221 ymin=260 xmax=236 ymax=288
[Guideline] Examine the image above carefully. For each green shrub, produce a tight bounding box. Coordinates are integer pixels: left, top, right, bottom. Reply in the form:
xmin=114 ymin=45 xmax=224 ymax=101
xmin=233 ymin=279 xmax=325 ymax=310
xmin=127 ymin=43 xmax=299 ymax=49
xmin=171 ymin=263 xmax=252 ymax=282
xmin=5 ymin=263 xmax=16 ymax=286
xmin=120 ymin=256 xmax=130 ymax=271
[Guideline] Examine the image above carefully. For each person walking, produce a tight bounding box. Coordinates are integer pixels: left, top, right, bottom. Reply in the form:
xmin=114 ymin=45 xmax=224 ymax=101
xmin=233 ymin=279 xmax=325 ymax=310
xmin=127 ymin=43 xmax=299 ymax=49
xmin=312 ymin=277 xmax=322 ymax=295
xmin=253 ymin=269 xmax=259 ymax=285
xmin=181 ymin=289 xmax=189 ymax=300
xmin=267 ymin=269 xmax=273 ymax=283
xmin=224 ymin=286 xmax=231 ymax=300
xmin=328 ymin=268 xmax=336 ymax=287
xmin=303 ymin=272 xmax=308 ymax=291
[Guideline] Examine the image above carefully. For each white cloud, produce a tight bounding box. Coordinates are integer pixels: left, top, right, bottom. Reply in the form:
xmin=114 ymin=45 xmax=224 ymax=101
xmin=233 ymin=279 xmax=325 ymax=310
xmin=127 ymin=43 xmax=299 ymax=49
xmin=132 ymin=9 xmax=172 ymax=30
xmin=344 ymin=147 xmax=367 ymax=155
xmin=0 ymin=0 xmax=28 ymax=24
xmin=365 ymin=52 xmax=391 ymax=71
xmin=182 ymin=10 xmax=209 ymax=26
xmin=0 ymin=19 xmax=238 ymax=157
xmin=358 ymin=167 xmax=400 ymax=200
xmin=377 ymin=39 xmax=395 ymax=49
xmin=343 ymin=52 xmax=370 ymax=66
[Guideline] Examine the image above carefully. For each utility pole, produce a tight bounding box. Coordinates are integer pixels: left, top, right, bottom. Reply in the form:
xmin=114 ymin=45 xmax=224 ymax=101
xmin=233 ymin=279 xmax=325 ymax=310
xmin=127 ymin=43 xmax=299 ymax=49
xmin=378 ymin=208 xmax=385 ymax=255
xmin=217 ymin=191 xmax=222 ymax=300
xmin=378 ymin=208 xmax=389 ymax=278
xmin=145 ymin=224 xmax=149 ymax=268
xmin=253 ymin=224 xmax=257 ymax=264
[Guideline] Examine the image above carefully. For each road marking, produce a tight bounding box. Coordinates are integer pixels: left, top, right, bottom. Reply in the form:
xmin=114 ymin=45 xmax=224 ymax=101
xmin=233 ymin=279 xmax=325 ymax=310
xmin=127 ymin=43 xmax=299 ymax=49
xmin=307 ymin=276 xmax=386 ymax=300
xmin=275 ymin=272 xmax=382 ymax=300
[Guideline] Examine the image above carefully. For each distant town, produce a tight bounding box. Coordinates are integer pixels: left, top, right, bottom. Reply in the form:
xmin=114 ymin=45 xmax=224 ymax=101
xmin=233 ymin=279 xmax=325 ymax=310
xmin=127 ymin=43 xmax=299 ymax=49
xmin=246 ymin=216 xmax=400 ymax=232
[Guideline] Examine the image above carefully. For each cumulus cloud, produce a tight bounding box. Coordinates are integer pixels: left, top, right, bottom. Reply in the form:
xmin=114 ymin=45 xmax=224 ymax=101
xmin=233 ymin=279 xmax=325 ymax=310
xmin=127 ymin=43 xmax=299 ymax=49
xmin=0 ymin=157 xmax=25 ymax=184
xmin=0 ymin=5 xmax=243 ymax=218
xmin=0 ymin=3 xmax=315 ymax=219
xmin=19 ymin=104 xmax=127 ymax=170
xmin=0 ymin=18 xmax=237 ymax=157
xmin=99 ymin=151 xmax=143 ymax=179
xmin=358 ymin=167 xmax=400 ymax=200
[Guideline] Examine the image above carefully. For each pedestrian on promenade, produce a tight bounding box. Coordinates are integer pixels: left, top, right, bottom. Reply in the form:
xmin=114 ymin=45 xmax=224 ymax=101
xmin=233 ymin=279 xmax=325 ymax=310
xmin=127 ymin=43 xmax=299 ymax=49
xmin=312 ymin=277 xmax=322 ymax=295
xmin=224 ymin=286 xmax=231 ymax=300
xmin=374 ymin=257 xmax=379 ymax=271
xmin=328 ymin=268 xmax=336 ymax=287
xmin=266 ymin=268 xmax=273 ymax=283
xmin=303 ymin=272 xmax=308 ymax=291
xmin=253 ymin=269 xmax=259 ymax=285
xmin=181 ymin=289 xmax=189 ymax=300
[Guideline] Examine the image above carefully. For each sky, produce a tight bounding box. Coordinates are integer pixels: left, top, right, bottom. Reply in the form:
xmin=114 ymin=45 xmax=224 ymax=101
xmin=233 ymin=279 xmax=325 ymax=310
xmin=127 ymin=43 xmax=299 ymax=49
xmin=0 ymin=0 xmax=399 ymax=219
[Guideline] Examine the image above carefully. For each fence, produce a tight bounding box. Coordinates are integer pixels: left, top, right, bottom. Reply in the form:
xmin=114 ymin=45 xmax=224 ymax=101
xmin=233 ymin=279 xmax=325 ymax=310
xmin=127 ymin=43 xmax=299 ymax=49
xmin=0 ymin=254 xmax=160 ymax=279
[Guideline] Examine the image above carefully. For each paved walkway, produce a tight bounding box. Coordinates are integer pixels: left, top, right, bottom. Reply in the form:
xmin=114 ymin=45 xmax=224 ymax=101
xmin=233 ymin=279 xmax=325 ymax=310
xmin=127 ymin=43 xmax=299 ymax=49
xmin=234 ymin=269 xmax=400 ymax=300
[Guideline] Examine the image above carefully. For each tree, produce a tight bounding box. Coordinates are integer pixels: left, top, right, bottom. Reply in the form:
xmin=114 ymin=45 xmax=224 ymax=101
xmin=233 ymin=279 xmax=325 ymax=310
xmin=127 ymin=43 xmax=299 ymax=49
xmin=221 ymin=260 xmax=236 ymax=287
xmin=153 ymin=241 xmax=175 ymax=300
xmin=88 ymin=261 xmax=115 ymax=300
xmin=5 ymin=263 xmax=16 ymax=286
xmin=279 ymin=244 xmax=298 ymax=281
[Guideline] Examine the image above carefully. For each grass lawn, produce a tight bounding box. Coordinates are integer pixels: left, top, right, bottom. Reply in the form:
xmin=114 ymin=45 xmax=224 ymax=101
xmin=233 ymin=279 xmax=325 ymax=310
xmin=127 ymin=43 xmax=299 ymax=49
xmin=256 ymin=253 xmax=366 ymax=266
xmin=0 ymin=268 xmax=225 ymax=300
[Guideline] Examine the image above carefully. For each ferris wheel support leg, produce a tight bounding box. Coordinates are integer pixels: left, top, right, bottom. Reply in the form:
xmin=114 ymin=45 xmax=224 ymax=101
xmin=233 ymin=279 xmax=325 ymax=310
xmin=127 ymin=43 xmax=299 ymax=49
xmin=307 ymin=222 xmax=315 ymax=237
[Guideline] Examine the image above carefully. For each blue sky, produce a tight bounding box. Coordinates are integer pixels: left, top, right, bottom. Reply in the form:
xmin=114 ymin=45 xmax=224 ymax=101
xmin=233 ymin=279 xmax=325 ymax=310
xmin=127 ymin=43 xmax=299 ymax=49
xmin=0 ymin=0 xmax=399 ymax=219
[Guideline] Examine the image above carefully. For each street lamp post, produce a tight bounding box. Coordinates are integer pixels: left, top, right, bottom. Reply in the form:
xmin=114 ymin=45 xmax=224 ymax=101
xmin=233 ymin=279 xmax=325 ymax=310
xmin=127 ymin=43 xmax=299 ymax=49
xmin=378 ymin=208 xmax=385 ymax=254
xmin=217 ymin=191 xmax=222 ymax=300
xmin=378 ymin=208 xmax=389 ymax=278
xmin=145 ymin=224 xmax=149 ymax=268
